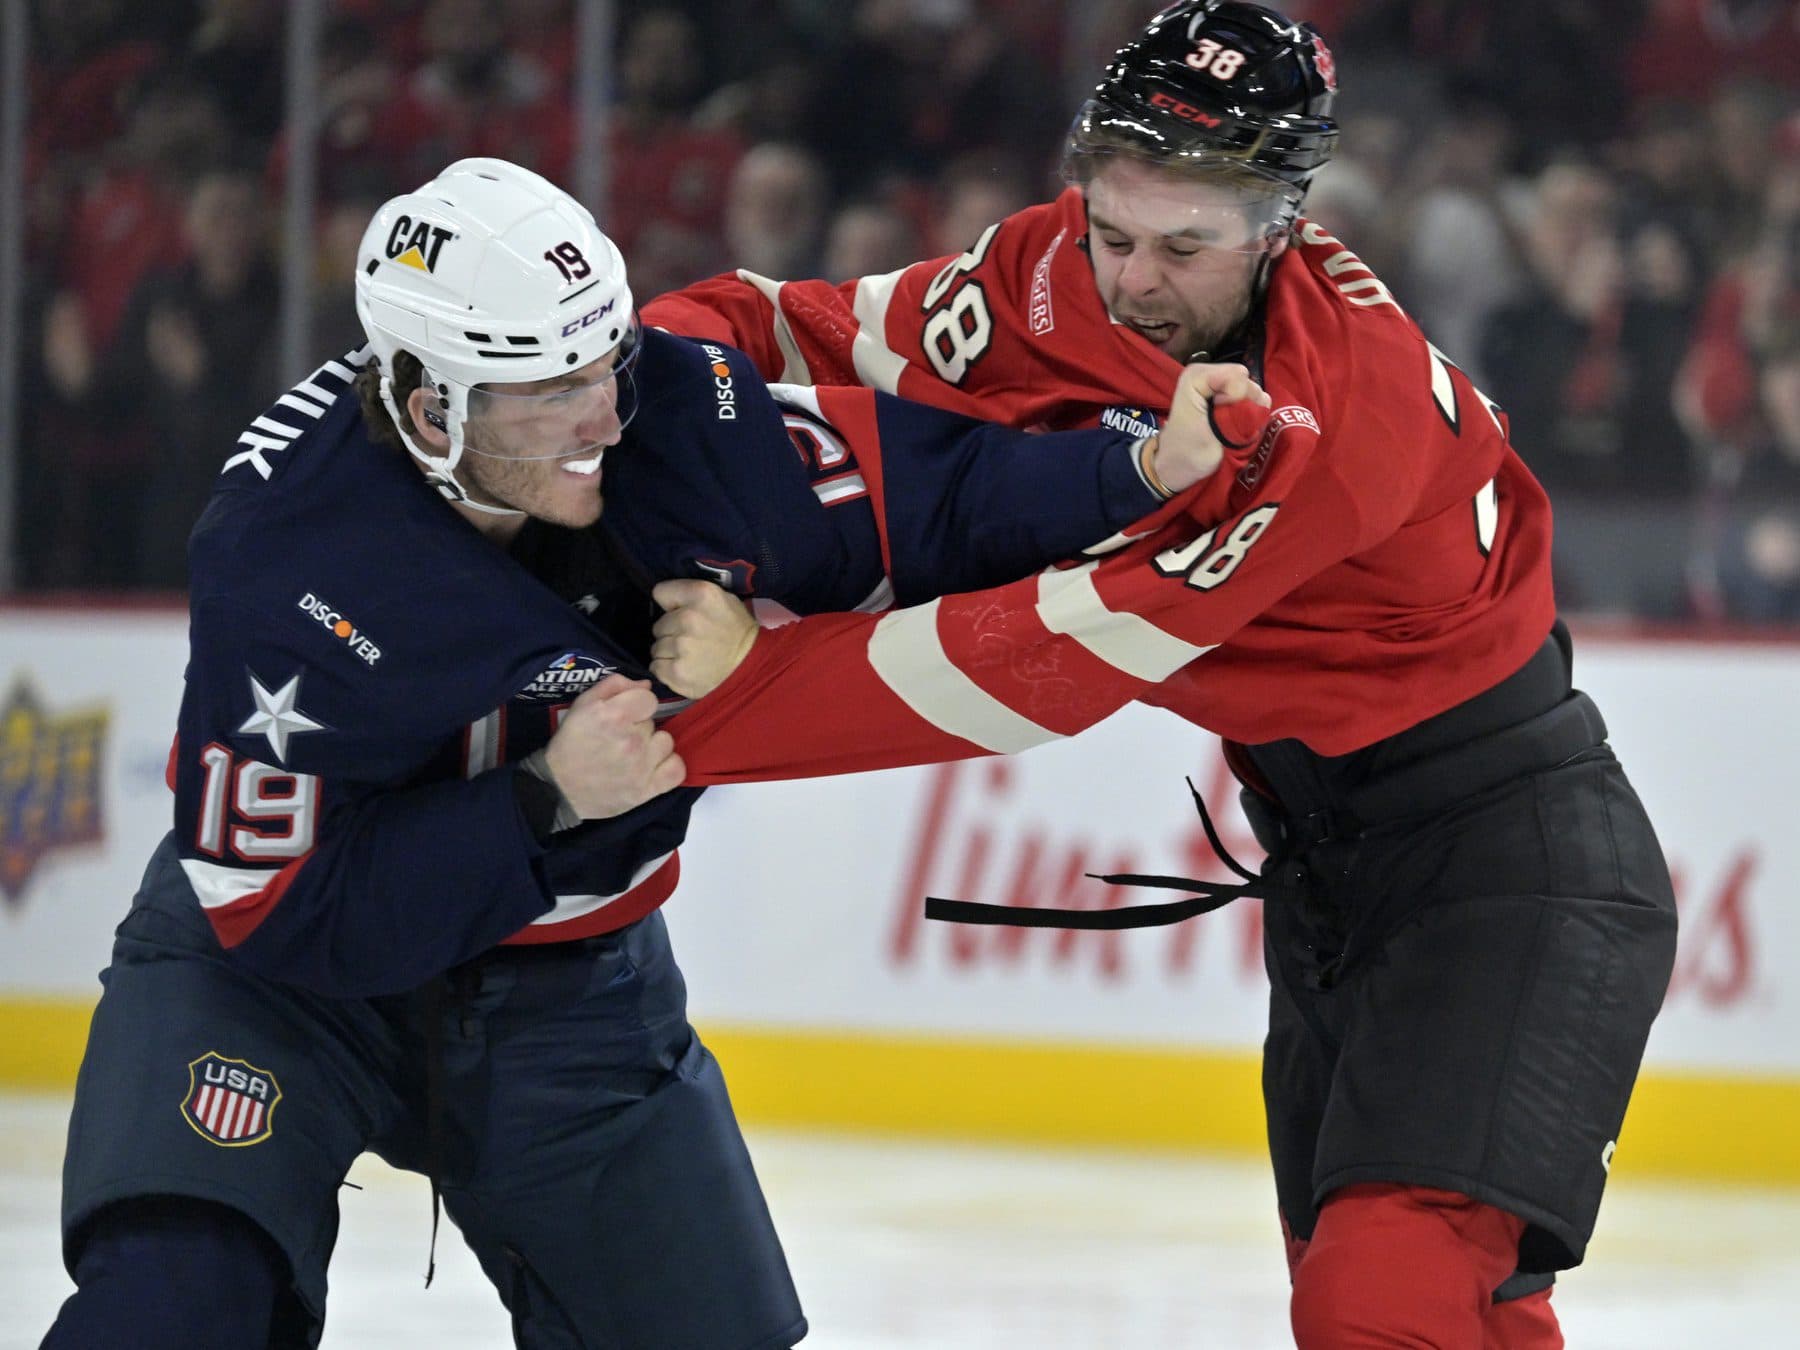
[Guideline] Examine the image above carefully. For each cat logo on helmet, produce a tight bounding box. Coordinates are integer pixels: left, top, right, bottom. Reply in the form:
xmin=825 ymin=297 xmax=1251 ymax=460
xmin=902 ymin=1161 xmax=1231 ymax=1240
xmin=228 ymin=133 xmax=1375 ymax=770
xmin=385 ymin=214 xmax=454 ymax=273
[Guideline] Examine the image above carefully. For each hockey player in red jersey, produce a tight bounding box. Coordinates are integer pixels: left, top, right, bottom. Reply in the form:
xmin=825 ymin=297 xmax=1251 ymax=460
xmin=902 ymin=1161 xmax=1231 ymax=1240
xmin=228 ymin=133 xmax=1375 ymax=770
xmin=645 ymin=4 xmax=1678 ymax=1346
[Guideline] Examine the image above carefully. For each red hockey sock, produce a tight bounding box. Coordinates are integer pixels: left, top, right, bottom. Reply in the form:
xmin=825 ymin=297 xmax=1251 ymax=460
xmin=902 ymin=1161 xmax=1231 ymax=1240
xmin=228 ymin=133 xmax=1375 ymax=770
xmin=1289 ymin=1183 xmax=1561 ymax=1349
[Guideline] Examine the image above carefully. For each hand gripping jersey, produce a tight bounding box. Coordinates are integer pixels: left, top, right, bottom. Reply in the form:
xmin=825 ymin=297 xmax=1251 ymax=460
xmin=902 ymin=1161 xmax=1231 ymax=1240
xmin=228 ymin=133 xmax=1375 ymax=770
xmin=172 ymin=336 xmax=1157 ymax=995
xmin=645 ymin=187 xmax=1558 ymax=759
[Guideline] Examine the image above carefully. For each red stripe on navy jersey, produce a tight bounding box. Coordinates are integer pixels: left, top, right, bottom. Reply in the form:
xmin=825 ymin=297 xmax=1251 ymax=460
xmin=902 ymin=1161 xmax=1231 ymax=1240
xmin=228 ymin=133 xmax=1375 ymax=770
xmin=499 ymin=851 xmax=683 ymax=944
xmin=205 ymin=851 xmax=315 ymax=949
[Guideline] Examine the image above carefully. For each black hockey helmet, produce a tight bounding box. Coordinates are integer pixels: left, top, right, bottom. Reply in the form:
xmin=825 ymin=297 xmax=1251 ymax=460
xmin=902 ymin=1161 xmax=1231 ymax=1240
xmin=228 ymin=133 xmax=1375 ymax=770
xmin=1067 ymin=1 xmax=1339 ymax=196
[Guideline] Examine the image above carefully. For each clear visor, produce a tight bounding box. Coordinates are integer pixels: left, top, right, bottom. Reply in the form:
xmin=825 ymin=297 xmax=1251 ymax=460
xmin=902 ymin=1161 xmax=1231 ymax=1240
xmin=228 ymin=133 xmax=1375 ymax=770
xmin=448 ymin=320 xmax=643 ymax=462
xmin=1074 ymin=150 xmax=1298 ymax=255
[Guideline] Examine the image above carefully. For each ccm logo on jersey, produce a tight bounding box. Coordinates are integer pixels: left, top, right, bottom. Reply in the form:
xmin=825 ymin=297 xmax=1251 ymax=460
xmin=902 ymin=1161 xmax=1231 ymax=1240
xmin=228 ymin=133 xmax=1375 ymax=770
xmin=700 ymin=344 xmax=737 ymax=420
xmin=385 ymin=215 xmax=453 ymax=273
xmin=297 ymin=593 xmax=382 ymax=665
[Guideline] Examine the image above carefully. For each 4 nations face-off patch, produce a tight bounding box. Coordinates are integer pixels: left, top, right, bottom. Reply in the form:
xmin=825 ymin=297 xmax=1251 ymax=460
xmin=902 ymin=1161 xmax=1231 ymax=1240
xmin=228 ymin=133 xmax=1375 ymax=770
xmin=181 ymin=1052 xmax=283 ymax=1147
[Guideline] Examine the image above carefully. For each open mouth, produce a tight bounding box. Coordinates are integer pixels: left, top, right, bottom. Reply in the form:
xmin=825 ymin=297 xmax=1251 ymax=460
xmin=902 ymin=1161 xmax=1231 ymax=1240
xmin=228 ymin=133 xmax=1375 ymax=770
xmin=560 ymin=451 xmax=603 ymax=477
xmin=1125 ymin=318 xmax=1178 ymax=345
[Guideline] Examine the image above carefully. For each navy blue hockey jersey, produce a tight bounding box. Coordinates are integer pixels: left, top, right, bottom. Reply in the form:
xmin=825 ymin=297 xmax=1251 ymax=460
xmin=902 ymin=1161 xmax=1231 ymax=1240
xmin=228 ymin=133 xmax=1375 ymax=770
xmin=170 ymin=335 xmax=1157 ymax=996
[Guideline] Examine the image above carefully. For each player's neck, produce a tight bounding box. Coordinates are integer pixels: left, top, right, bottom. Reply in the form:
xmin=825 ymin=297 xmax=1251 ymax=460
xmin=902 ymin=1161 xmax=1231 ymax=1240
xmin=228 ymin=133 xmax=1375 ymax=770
xmin=454 ymin=498 xmax=529 ymax=546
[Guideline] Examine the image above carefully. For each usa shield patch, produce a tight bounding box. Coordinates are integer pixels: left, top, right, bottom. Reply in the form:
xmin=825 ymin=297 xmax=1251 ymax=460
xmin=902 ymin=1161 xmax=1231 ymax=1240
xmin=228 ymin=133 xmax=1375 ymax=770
xmin=182 ymin=1053 xmax=282 ymax=1147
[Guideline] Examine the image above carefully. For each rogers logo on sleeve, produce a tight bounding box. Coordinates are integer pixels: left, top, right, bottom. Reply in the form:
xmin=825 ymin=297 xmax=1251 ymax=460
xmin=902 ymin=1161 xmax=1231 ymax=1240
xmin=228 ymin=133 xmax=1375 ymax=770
xmin=1029 ymin=228 xmax=1067 ymax=336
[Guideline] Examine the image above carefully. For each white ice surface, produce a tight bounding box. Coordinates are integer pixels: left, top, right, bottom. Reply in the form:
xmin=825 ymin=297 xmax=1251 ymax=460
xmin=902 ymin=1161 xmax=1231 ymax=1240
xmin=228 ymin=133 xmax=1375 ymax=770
xmin=4 ymin=1092 xmax=1797 ymax=1348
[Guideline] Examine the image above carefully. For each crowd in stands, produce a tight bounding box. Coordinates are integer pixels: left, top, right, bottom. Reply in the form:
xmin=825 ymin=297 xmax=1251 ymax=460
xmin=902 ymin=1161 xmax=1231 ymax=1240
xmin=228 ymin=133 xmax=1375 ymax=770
xmin=10 ymin=0 xmax=1800 ymax=624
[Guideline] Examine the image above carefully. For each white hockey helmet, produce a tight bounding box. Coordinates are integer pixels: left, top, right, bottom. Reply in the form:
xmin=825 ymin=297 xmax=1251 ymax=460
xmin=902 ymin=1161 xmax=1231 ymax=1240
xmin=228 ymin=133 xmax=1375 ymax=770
xmin=354 ymin=157 xmax=640 ymax=510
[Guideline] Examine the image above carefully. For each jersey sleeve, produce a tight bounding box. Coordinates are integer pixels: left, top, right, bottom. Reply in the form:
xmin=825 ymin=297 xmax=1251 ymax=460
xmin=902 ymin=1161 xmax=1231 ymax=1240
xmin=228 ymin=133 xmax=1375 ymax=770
xmin=603 ymin=335 xmax=878 ymax=613
xmin=640 ymin=220 xmax=1035 ymax=420
xmin=607 ymin=335 xmax=1161 ymax=618
xmin=638 ymin=270 xmax=813 ymax=381
xmin=663 ymin=399 xmax=1353 ymax=782
xmin=642 ymin=194 xmax=1180 ymax=431
xmin=786 ymin=383 xmax=1162 ymax=608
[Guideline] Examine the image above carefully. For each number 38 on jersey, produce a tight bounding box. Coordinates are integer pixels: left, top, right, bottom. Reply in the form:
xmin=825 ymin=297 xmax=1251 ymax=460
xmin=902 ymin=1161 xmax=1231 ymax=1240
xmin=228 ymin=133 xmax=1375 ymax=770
xmin=919 ymin=225 xmax=1000 ymax=384
xmin=1154 ymin=503 xmax=1280 ymax=590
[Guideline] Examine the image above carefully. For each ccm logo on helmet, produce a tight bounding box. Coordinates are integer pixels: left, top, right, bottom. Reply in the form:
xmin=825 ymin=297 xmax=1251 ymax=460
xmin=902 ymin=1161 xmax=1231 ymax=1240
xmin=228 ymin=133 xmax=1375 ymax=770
xmin=1149 ymin=90 xmax=1223 ymax=129
xmin=559 ymin=298 xmax=618 ymax=338
xmin=385 ymin=215 xmax=453 ymax=274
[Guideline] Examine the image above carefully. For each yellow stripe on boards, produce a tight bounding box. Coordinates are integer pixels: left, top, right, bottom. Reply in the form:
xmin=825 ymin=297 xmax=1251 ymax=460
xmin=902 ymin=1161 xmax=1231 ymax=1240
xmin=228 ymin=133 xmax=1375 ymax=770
xmin=702 ymin=1025 xmax=1269 ymax=1155
xmin=0 ymin=997 xmax=95 ymax=1089
xmin=1605 ymin=1065 xmax=1800 ymax=1185
xmin=699 ymin=1026 xmax=1800 ymax=1184
xmin=4 ymin=1000 xmax=1796 ymax=1184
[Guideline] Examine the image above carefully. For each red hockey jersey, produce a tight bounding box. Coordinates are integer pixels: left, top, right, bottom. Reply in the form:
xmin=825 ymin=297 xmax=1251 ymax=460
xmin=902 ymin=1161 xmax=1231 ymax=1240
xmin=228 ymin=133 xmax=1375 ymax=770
xmin=648 ymin=188 xmax=1558 ymax=763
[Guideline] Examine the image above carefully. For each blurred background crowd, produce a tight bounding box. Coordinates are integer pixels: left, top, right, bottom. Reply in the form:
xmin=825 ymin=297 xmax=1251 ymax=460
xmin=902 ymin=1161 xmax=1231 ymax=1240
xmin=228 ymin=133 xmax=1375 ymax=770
xmin=5 ymin=0 xmax=1799 ymax=625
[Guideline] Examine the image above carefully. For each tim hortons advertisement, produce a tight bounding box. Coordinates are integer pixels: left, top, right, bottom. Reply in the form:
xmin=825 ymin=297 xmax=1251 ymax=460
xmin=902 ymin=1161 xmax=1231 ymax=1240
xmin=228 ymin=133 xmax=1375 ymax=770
xmin=668 ymin=637 xmax=1794 ymax=1074
xmin=0 ymin=611 xmax=1793 ymax=1074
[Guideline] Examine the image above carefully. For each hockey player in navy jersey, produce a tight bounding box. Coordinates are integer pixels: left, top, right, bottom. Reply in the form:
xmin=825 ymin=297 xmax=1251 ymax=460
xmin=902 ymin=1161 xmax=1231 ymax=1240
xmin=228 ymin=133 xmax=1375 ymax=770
xmin=44 ymin=158 xmax=1243 ymax=1349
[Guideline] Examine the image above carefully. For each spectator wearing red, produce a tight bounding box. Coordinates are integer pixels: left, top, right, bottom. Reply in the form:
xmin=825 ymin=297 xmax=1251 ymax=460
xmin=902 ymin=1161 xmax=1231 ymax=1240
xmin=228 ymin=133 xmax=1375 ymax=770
xmin=603 ymin=7 xmax=744 ymax=263
xmin=372 ymin=0 xmax=573 ymax=187
xmin=1628 ymin=0 xmax=1800 ymax=105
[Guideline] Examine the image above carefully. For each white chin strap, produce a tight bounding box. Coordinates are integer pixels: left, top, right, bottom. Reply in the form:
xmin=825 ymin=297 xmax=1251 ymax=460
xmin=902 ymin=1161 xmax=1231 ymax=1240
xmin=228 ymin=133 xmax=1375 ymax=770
xmin=378 ymin=371 xmax=524 ymax=517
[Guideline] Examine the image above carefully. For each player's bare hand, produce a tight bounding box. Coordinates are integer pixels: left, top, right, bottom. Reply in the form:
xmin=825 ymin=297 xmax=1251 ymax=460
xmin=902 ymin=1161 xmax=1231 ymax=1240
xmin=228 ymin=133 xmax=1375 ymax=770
xmin=650 ymin=579 xmax=758 ymax=698
xmin=1149 ymin=362 xmax=1273 ymax=494
xmin=542 ymin=673 xmax=684 ymax=818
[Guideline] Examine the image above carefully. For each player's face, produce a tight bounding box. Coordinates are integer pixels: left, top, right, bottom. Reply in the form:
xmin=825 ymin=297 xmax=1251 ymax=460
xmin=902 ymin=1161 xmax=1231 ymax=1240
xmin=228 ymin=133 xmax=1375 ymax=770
xmin=460 ymin=350 xmax=629 ymax=527
xmin=1084 ymin=159 xmax=1288 ymax=362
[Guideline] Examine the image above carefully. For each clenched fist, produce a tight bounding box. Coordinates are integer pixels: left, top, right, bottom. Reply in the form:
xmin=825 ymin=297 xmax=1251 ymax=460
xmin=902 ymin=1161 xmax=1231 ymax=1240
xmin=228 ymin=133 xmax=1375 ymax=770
xmin=541 ymin=673 xmax=685 ymax=818
xmin=1147 ymin=362 xmax=1273 ymax=495
xmin=650 ymin=579 xmax=758 ymax=698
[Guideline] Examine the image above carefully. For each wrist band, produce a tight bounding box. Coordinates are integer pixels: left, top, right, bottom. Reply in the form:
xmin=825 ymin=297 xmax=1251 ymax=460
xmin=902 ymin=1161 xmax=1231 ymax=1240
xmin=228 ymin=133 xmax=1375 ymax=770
xmin=1138 ymin=434 xmax=1175 ymax=500
xmin=517 ymin=748 xmax=583 ymax=836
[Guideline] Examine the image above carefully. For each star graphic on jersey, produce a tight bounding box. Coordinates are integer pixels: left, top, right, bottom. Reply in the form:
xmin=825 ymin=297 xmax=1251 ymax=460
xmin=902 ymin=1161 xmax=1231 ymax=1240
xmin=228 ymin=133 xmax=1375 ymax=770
xmin=238 ymin=671 xmax=326 ymax=764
